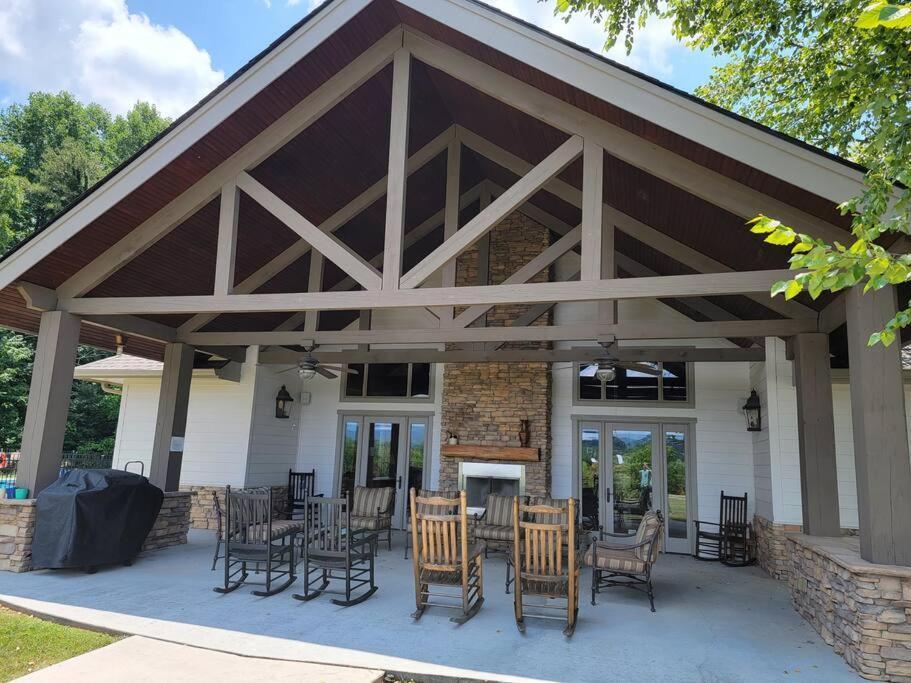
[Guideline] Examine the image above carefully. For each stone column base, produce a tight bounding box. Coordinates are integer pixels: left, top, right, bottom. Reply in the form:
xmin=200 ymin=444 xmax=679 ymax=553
xmin=0 ymin=499 xmax=36 ymax=572
xmin=142 ymin=491 xmax=192 ymax=551
xmin=753 ymin=514 xmax=802 ymax=581
xmin=788 ymin=534 xmax=911 ymax=681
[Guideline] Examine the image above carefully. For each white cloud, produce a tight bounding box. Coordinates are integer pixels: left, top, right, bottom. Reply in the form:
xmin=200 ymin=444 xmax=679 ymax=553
xmin=484 ymin=0 xmax=681 ymax=78
xmin=0 ymin=0 xmax=224 ymax=118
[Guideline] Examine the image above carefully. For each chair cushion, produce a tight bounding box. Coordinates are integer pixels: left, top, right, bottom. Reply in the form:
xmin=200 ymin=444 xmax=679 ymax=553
xmin=584 ymin=544 xmax=647 ymax=573
xmin=350 ymin=514 xmax=391 ymax=530
xmin=415 ymin=489 xmax=457 ymax=514
xmin=245 ymin=519 xmax=304 ymax=541
xmin=483 ymin=494 xmax=515 ymax=527
xmin=352 ymin=486 xmax=393 ymax=517
xmin=474 ymin=524 xmax=515 ymax=542
xmin=528 ymin=496 xmax=569 ymax=526
xmin=634 ymin=511 xmax=663 ymax=562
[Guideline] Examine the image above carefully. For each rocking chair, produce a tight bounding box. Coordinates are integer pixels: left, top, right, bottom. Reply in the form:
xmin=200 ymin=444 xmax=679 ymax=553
xmin=409 ymin=488 xmax=484 ymax=624
xmin=512 ymin=496 xmax=581 ymax=636
xmin=214 ymin=486 xmax=301 ymax=596
xmin=693 ymin=491 xmax=755 ymax=566
xmin=292 ymin=494 xmax=378 ymax=606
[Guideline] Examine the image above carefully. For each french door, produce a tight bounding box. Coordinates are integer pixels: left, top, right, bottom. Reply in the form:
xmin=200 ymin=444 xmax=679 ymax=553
xmin=577 ymin=420 xmax=693 ymax=554
xmin=336 ymin=414 xmax=431 ymax=529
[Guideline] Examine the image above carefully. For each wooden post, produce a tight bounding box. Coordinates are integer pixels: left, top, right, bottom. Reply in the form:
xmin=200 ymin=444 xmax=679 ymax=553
xmin=441 ymin=140 xmax=461 ymax=326
xmin=790 ymin=333 xmax=841 ymax=536
xmin=304 ymin=252 xmax=323 ymax=333
xmin=382 ymin=48 xmax=412 ymax=291
xmin=845 ymin=285 xmax=911 ymax=565
xmin=17 ymin=311 xmax=81 ymax=495
xmin=149 ymin=343 xmax=195 ymax=491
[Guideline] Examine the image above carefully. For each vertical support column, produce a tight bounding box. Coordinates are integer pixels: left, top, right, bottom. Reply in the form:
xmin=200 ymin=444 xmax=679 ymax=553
xmin=304 ymin=252 xmax=323 ymax=333
xmin=600 ymin=220 xmax=617 ymax=324
xmin=845 ymin=285 xmax=911 ymax=565
xmin=17 ymin=311 xmax=81 ymax=495
xmin=580 ymin=141 xmax=604 ymax=282
xmin=214 ymin=182 xmax=239 ymax=296
xmin=358 ymin=310 xmax=372 ymax=353
xmin=149 ymin=343 xmax=195 ymax=491
xmin=790 ymin=333 xmax=841 ymax=536
xmin=440 ymin=139 xmax=461 ymax=326
xmin=381 ymin=48 xmax=411 ymax=292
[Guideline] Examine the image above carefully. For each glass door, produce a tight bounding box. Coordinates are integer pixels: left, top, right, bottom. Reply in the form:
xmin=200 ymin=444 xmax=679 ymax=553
xmin=359 ymin=417 xmax=405 ymax=527
xmin=608 ymin=424 xmax=658 ymax=537
xmin=662 ymin=424 xmax=690 ymax=554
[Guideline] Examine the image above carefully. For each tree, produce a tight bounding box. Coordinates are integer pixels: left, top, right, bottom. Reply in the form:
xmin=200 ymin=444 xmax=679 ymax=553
xmin=0 ymin=93 xmax=170 ymax=453
xmin=552 ymin=0 xmax=911 ymax=345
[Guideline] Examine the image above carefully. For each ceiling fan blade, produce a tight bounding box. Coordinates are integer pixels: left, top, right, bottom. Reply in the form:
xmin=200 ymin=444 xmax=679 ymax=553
xmin=616 ymin=361 xmax=663 ymax=377
xmin=314 ymin=366 xmax=338 ymax=379
xmin=278 ymin=366 xmax=300 ymax=375
xmin=318 ymin=364 xmax=359 ymax=374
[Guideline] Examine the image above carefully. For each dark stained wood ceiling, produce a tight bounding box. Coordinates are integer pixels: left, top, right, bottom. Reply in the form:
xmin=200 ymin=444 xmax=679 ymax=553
xmin=0 ymin=0 xmax=862 ymax=360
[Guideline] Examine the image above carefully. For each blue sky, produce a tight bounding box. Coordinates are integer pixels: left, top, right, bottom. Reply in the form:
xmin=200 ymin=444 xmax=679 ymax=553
xmin=0 ymin=0 xmax=720 ymax=118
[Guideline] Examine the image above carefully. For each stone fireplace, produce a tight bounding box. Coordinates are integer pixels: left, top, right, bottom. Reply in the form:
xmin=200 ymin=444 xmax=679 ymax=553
xmin=439 ymin=211 xmax=553 ymax=497
xmin=459 ymin=462 xmax=526 ymax=512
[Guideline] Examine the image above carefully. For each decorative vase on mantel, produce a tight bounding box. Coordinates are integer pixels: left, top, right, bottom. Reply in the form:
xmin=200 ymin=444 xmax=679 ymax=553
xmin=447 ymin=431 xmax=459 ymax=446
xmin=518 ymin=419 xmax=530 ymax=448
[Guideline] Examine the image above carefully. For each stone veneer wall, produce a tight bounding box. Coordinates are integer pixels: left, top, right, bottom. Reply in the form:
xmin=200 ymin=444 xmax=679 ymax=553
xmin=439 ymin=212 xmax=553 ymax=496
xmin=180 ymin=484 xmax=290 ymax=530
xmin=788 ymin=534 xmax=911 ymax=681
xmin=754 ymin=515 xmax=803 ymax=580
xmin=141 ymin=491 xmax=192 ymax=551
xmin=0 ymin=500 xmax=36 ymax=572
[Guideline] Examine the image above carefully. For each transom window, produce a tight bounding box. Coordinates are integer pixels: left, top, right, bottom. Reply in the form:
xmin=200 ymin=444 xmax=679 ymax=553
xmin=343 ymin=363 xmax=433 ymax=401
xmin=575 ymin=362 xmax=691 ymax=405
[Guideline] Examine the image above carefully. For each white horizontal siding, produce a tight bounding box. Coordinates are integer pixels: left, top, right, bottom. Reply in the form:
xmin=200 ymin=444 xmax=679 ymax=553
xmin=245 ymin=362 xmax=302 ymax=488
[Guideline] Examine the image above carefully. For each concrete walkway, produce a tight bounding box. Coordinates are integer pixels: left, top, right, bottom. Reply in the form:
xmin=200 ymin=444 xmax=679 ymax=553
xmin=0 ymin=530 xmax=860 ymax=682
xmin=16 ymin=636 xmax=384 ymax=682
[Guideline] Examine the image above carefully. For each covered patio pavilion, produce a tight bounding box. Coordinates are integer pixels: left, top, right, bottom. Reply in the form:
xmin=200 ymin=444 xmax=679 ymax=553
xmin=0 ymin=529 xmax=859 ymax=682
xmin=0 ymin=0 xmax=909 ymax=679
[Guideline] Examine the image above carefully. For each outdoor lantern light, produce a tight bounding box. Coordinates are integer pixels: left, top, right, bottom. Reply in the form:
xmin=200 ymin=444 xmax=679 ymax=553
xmin=275 ymin=385 xmax=294 ymax=419
xmin=742 ymin=389 xmax=762 ymax=432
xmin=595 ymin=362 xmax=616 ymax=384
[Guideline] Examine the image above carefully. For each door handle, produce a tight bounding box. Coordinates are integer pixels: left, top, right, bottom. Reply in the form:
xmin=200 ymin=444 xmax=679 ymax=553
xmin=605 ymin=488 xmax=612 ymax=502
xmin=397 ymin=475 xmax=403 ymax=489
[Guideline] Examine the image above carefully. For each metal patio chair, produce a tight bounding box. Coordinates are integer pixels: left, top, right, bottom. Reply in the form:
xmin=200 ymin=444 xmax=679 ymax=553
xmin=214 ymin=486 xmax=302 ymax=596
xmin=350 ymin=485 xmax=394 ymax=552
xmin=585 ymin=509 xmax=664 ymax=612
xmin=211 ymin=489 xmax=224 ymax=570
xmin=512 ymin=496 xmax=581 ymax=636
xmin=292 ymin=494 xmax=378 ymax=606
xmin=409 ymin=488 xmax=484 ymax=624
xmin=694 ymin=491 xmax=755 ymax=566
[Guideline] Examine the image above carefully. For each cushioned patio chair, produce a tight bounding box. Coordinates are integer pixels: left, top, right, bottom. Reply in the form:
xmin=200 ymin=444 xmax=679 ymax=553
xmin=585 ymin=509 xmax=664 ymax=612
xmin=693 ymin=490 xmax=755 ymax=566
xmin=409 ymin=488 xmax=484 ymax=624
xmin=404 ymin=488 xmax=456 ymax=559
xmin=292 ymin=494 xmax=378 ymax=606
xmin=214 ymin=486 xmax=302 ymax=596
xmin=513 ymin=496 xmax=581 ymax=636
xmin=350 ymin=485 xmax=394 ymax=552
xmin=474 ymin=493 xmax=525 ymax=556
xmin=211 ymin=489 xmax=223 ymax=570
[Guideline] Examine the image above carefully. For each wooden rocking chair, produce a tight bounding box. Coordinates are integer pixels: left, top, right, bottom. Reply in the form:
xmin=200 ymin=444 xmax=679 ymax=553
xmin=693 ymin=491 xmax=755 ymax=566
xmin=409 ymin=488 xmax=484 ymax=624
xmin=512 ymin=497 xmax=580 ymax=636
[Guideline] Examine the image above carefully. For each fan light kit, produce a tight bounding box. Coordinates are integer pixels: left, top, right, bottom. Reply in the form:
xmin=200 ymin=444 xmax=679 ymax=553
xmin=279 ymin=346 xmax=361 ymax=381
xmin=594 ymin=363 xmax=616 ymax=383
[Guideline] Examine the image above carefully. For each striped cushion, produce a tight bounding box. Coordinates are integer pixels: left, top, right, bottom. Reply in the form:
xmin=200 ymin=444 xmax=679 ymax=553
xmin=584 ymin=545 xmax=647 ymax=573
xmin=415 ymin=489 xmax=457 ymax=515
xmin=634 ymin=511 xmax=663 ymax=562
xmin=351 ymin=514 xmax=391 ymax=530
xmin=245 ymin=519 xmax=304 ymax=541
xmin=352 ymin=486 xmax=393 ymax=517
xmin=528 ymin=496 xmax=569 ymax=526
xmin=483 ymin=494 xmax=514 ymax=527
xmin=475 ymin=523 xmax=515 ymax=542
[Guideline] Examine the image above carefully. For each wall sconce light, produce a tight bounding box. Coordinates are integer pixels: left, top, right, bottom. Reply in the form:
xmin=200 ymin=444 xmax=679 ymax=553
xmin=742 ymin=389 xmax=762 ymax=432
xmin=275 ymin=385 xmax=294 ymax=419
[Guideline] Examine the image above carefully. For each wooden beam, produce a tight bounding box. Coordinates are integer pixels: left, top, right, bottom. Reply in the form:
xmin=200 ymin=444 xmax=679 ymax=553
xmin=55 ymin=29 xmax=400 ymax=299
xmin=409 ymin=30 xmax=850 ymax=246
xmin=581 ymin=141 xmax=604 ymax=282
xmin=16 ymin=282 xmax=57 ymax=312
xmin=469 ymin=130 xmax=817 ymax=321
xmin=453 ymin=225 xmax=581 ymax=328
xmin=149 ymin=343 xmax=194 ymax=491
xmin=818 ymin=293 xmax=846 ymax=333
xmin=399 ymin=135 xmax=583 ymax=289
xmin=82 ymin=315 xmax=177 ymax=344
xmin=790 ymin=333 xmax=841 ymax=536
xmin=845 ymin=285 xmax=911 ymax=565
xmin=183 ymin=317 xmax=814 ymax=347
xmin=61 ymin=269 xmax=804 ymax=316
xmin=214 ymin=182 xmax=240 ymax=296
xmin=236 ymin=172 xmax=382 ymax=290
xmin=179 ymin=126 xmax=455 ymax=335
xmin=259 ymin=345 xmax=764 ymax=365
xmin=382 ymin=48 xmax=413 ymax=291
xmin=17 ymin=311 xmax=81 ymax=494
xmin=304 ymin=252 xmax=323 ymax=333
xmin=441 ymin=139 xmax=461 ymax=325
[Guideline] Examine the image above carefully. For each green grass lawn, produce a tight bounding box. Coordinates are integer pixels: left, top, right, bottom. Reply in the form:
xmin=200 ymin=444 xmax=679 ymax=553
xmin=0 ymin=606 xmax=120 ymax=681
xmin=667 ymin=493 xmax=687 ymax=522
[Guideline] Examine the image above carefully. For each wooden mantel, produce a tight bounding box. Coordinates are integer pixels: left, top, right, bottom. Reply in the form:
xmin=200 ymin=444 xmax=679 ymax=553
xmin=441 ymin=444 xmax=539 ymax=462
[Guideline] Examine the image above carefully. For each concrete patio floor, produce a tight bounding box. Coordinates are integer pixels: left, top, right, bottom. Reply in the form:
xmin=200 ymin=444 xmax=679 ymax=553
xmin=0 ymin=530 xmax=858 ymax=682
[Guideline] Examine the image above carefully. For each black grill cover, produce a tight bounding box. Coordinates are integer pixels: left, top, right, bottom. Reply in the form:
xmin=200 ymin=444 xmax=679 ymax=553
xmin=32 ymin=469 xmax=164 ymax=569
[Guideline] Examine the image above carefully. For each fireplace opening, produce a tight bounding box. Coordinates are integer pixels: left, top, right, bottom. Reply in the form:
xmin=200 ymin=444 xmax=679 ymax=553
xmin=457 ymin=462 xmax=526 ymax=514
xmin=465 ymin=476 xmax=520 ymax=508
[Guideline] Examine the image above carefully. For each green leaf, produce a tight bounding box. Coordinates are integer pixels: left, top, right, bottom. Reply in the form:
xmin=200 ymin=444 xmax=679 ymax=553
xmin=764 ymin=228 xmax=797 ymax=245
xmin=784 ymin=280 xmax=804 ymax=300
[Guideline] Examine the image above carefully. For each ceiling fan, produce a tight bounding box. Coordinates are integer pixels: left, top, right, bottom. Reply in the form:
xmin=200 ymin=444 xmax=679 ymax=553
xmin=554 ymin=341 xmax=664 ymax=383
xmin=279 ymin=347 xmax=359 ymax=380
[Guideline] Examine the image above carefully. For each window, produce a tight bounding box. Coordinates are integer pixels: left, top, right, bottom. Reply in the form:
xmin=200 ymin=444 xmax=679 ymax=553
xmin=575 ymin=361 xmax=692 ymax=406
xmin=342 ymin=363 xmax=433 ymax=401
